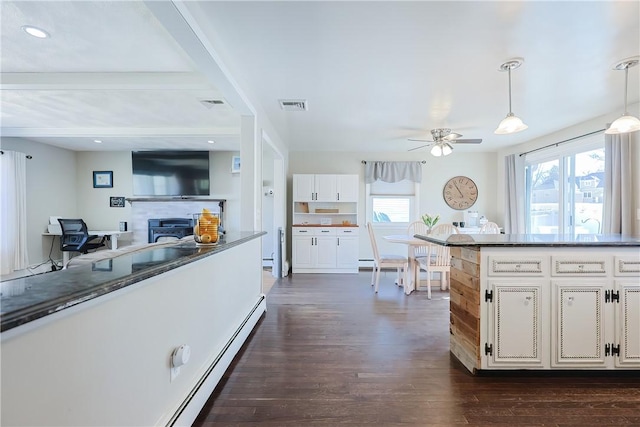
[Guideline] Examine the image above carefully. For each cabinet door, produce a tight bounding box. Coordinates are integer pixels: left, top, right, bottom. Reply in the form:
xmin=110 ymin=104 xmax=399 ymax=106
xmin=336 ymin=175 xmax=359 ymax=202
xmin=293 ymin=174 xmax=315 ymax=201
xmin=336 ymin=236 xmax=359 ymax=269
xmin=615 ymin=280 xmax=640 ymax=367
xmin=315 ymin=235 xmax=337 ymax=268
xmin=551 ymin=281 xmax=608 ymax=367
xmin=314 ymin=175 xmax=337 ymax=201
xmin=292 ymin=236 xmax=315 ymax=268
xmin=487 ymin=281 xmax=545 ymax=368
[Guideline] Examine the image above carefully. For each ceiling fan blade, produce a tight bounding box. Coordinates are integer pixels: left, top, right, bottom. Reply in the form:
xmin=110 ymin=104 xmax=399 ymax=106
xmin=408 ymin=138 xmax=434 ymax=142
xmin=443 ymin=132 xmax=463 ymax=141
xmin=408 ymin=144 xmax=432 ymax=151
xmin=452 ymin=138 xmax=483 ymax=144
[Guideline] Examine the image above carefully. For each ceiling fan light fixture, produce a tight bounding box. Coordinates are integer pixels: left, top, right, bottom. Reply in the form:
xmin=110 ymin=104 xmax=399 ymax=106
xmin=495 ymin=58 xmax=527 ymax=135
xmin=495 ymin=113 xmax=528 ymax=135
xmin=430 ymin=142 xmax=453 ymax=157
xmin=605 ymin=57 xmax=640 ymax=135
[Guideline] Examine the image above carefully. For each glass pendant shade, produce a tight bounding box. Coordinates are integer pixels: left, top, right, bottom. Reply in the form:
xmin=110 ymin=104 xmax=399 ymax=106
xmin=495 ymin=113 xmax=528 ymax=134
xmin=605 ymin=115 xmax=640 ymax=134
xmin=430 ymin=142 xmax=453 ymax=157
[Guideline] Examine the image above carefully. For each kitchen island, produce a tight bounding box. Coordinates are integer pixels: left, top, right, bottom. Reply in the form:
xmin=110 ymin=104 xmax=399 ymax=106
xmin=415 ymin=233 xmax=640 ymax=373
xmin=1 ymin=231 xmax=266 ymax=426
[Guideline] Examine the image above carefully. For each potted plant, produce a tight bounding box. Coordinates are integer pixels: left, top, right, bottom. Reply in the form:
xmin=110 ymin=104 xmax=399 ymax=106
xmin=421 ymin=213 xmax=440 ymax=233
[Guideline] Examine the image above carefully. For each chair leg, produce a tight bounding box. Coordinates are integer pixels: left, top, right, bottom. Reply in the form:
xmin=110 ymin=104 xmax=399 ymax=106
xmin=426 ymin=268 xmax=432 ymax=299
xmin=375 ymin=267 xmax=381 ymax=293
xmin=371 ymin=265 xmax=376 ymax=287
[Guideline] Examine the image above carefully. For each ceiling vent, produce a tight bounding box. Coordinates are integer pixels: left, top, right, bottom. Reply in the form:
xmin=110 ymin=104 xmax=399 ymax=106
xmin=199 ymin=99 xmax=225 ymax=109
xmin=279 ymin=99 xmax=308 ymax=111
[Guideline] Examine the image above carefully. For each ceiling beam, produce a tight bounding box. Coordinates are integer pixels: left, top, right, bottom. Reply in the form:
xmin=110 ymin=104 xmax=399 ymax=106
xmin=1 ymin=127 xmax=240 ymax=138
xmin=0 ymin=72 xmax=213 ymax=91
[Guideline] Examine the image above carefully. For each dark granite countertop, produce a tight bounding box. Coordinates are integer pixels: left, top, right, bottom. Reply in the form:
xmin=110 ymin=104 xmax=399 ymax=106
xmin=415 ymin=233 xmax=640 ymax=247
xmin=0 ymin=231 xmax=265 ymax=333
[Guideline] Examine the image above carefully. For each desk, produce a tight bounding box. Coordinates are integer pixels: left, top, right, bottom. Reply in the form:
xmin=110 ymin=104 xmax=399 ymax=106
xmin=43 ymin=230 xmax=132 ymax=266
xmin=383 ymin=234 xmax=428 ymax=295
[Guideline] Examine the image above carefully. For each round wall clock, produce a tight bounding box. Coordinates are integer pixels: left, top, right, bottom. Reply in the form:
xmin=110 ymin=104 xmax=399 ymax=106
xmin=443 ymin=176 xmax=478 ymax=210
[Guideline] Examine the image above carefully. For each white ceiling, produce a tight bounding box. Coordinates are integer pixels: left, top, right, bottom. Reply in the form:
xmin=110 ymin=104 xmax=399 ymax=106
xmin=1 ymin=1 xmax=639 ymax=154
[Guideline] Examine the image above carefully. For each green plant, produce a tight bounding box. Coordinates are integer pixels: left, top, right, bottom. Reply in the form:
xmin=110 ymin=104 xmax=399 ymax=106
xmin=421 ymin=213 xmax=440 ymax=228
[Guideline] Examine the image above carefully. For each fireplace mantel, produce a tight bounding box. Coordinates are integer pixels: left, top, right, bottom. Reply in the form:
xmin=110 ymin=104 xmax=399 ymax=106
xmin=126 ymin=197 xmax=226 ymax=204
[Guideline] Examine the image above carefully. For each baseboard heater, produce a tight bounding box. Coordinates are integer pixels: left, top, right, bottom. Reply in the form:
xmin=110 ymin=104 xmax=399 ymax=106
xmin=166 ymin=295 xmax=267 ymax=426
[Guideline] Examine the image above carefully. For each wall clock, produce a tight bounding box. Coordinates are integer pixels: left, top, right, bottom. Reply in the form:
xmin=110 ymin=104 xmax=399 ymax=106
xmin=443 ymin=176 xmax=478 ymax=210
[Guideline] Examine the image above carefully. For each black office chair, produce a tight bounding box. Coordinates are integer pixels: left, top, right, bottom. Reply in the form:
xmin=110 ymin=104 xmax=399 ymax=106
xmin=57 ymin=218 xmax=106 ymax=256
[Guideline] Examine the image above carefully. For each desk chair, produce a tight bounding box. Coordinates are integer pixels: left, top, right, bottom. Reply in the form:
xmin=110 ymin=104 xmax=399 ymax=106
xmin=367 ymin=222 xmax=408 ymax=293
xmin=58 ymin=219 xmax=106 ymax=267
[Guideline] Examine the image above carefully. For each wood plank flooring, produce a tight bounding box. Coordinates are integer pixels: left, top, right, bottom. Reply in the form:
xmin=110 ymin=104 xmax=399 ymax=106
xmin=193 ymin=272 xmax=640 ymax=426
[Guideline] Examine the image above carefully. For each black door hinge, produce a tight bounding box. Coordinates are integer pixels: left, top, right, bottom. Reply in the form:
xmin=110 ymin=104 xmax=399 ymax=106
xmin=611 ymin=344 xmax=620 ymax=356
xmin=605 ymin=290 xmax=610 ymax=303
xmin=485 ymin=290 xmax=493 ymax=302
xmin=611 ymin=290 xmax=620 ymax=303
xmin=485 ymin=343 xmax=493 ymax=356
xmin=605 ymin=343 xmax=611 ymax=356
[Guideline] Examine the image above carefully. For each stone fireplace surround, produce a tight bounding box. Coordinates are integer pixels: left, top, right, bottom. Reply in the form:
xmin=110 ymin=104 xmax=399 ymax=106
xmin=127 ymin=198 xmax=225 ymax=245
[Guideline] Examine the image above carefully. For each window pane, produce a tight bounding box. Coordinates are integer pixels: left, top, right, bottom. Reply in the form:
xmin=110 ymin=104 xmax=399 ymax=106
xmin=574 ymin=148 xmax=604 ymax=234
xmin=528 ymin=159 xmax=560 ymax=234
xmin=372 ymin=197 xmax=410 ymax=223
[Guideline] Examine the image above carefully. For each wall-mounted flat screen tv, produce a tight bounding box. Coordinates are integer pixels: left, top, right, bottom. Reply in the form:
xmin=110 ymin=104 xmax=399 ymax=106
xmin=132 ymin=151 xmax=210 ymax=196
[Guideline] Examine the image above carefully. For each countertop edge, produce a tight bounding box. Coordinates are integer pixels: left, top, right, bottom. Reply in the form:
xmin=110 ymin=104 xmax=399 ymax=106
xmin=1 ymin=232 xmax=265 ymax=333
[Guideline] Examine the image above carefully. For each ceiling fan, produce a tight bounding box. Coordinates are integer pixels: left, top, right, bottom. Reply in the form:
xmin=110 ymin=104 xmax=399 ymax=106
xmin=408 ymin=128 xmax=482 ymax=156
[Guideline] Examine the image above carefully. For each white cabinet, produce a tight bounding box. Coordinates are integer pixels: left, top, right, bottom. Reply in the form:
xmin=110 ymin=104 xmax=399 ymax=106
xmin=481 ymin=250 xmax=640 ymax=370
xmin=292 ymin=227 xmax=359 ymax=273
xmin=336 ymin=175 xmax=358 ymax=202
xmin=485 ymin=281 xmax=546 ymax=368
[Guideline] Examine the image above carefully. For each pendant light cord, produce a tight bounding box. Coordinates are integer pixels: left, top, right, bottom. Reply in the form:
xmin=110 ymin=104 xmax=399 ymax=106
xmin=508 ymin=66 xmax=513 ymax=114
xmin=623 ymin=65 xmax=629 ymax=115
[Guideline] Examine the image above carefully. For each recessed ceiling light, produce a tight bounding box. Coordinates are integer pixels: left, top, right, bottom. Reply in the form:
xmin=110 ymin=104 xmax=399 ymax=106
xmin=22 ymin=25 xmax=50 ymax=39
xmin=94 ymin=139 xmax=102 ymax=144
xmin=207 ymin=140 xmax=215 ymax=144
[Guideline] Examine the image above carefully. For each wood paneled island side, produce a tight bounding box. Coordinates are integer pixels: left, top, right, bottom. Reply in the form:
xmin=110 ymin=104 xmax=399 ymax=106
xmin=415 ymin=233 xmax=640 ymax=373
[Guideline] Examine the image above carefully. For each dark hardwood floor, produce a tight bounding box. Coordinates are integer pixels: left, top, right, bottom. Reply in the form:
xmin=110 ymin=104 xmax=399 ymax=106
xmin=193 ymin=272 xmax=640 ymax=426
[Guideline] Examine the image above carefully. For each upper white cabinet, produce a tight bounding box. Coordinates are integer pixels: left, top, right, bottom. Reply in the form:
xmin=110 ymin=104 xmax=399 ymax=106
xmin=293 ymin=174 xmax=358 ymax=202
xmin=336 ymin=175 xmax=358 ymax=202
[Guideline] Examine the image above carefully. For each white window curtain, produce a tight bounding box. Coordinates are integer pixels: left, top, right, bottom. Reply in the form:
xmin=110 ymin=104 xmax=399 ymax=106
xmin=504 ymin=153 xmax=526 ymax=234
xmin=603 ymin=131 xmax=637 ymax=235
xmin=1 ymin=151 xmax=29 ymax=274
xmin=365 ymin=161 xmax=422 ymax=183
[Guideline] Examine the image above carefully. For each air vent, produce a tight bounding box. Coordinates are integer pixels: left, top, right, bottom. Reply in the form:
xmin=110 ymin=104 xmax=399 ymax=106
xmin=279 ymin=99 xmax=308 ymax=111
xmin=199 ymin=99 xmax=225 ymax=109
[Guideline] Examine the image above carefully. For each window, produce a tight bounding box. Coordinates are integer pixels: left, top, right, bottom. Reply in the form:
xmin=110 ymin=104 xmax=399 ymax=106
xmin=525 ymin=134 xmax=604 ymax=235
xmin=366 ymin=179 xmax=419 ymax=226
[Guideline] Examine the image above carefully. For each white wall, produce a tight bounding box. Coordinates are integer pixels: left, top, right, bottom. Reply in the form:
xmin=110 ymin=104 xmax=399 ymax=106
xmin=288 ymin=151 xmax=499 ymax=260
xmin=0 ymin=138 xmax=77 ymax=266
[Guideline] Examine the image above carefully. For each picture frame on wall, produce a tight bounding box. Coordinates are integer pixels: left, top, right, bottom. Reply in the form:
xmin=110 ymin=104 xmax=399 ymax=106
xmin=93 ymin=171 xmax=113 ymax=188
xmin=110 ymin=196 xmax=125 ymax=208
xmin=231 ymin=156 xmax=241 ymax=174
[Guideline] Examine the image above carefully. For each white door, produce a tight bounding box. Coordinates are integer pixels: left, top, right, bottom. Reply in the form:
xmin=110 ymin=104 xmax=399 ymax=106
xmin=615 ymin=280 xmax=640 ymax=367
xmin=336 ymin=236 xmax=359 ymax=270
xmin=315 ymin=235 xmax=337 ymax=268
xmin=336 ymin=175 xmax=359 ymax=202
xmin=314 ymin=174 xmax=337 ymax=202
xmin=293 ymin=174 xmax=315 ymax=201
xmin=292 ymin=235 xmax=314 ymax=269
xmin=487 ymin=281 xmax=545 ymax=368
xmin=551 ymin=281 xmax=609 ymax=368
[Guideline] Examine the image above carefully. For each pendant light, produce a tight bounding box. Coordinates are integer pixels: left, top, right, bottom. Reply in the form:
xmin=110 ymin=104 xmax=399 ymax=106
xmin=495 ymin=58 xmax=528 ymax=135
xmin=605 ymin=57 xmax=640 ymax=135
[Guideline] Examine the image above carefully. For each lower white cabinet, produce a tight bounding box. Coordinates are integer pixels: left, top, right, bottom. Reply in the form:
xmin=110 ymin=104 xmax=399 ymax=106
xmin=482 ymin=250 xmax=640 ymax=370
xmin=292 ymin=227 xmax=359 ymax=273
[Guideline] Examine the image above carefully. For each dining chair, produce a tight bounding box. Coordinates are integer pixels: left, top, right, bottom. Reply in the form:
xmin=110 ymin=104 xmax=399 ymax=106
xmin=406 ymin=220 xmax=431 ymax=287
xmin=366 ymin=222 xmax=408 ymax=293
xmin=417 ymin=223 xmax=457 ymax=298
xmin=480 ymin=222 xmax=501 ymax=234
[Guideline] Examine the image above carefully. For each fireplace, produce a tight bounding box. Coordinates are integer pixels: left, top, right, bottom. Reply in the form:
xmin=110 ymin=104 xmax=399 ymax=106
xmin=148 ymin=218 xmax=194 ymax=243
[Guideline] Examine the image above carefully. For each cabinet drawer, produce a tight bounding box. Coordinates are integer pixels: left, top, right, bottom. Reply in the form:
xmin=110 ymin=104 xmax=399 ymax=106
xmin=292 ymin=228 xmax=315 ymax=235
xmin=488 ymin=257 xmax=544 ymax=276
xmin=614 ymin=256 xmax=640 ymax=276
xmin=551 ymin=257 xmax=608 ymax=276
xmin=337 ymin=227 xmax=359 ymax=236
xmin=315 ymin=228 xmax=336 ymax=236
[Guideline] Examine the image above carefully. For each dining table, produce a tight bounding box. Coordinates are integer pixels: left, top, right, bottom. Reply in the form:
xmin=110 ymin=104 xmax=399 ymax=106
xmin=383 ymin=234 xmax=431 ymax=295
